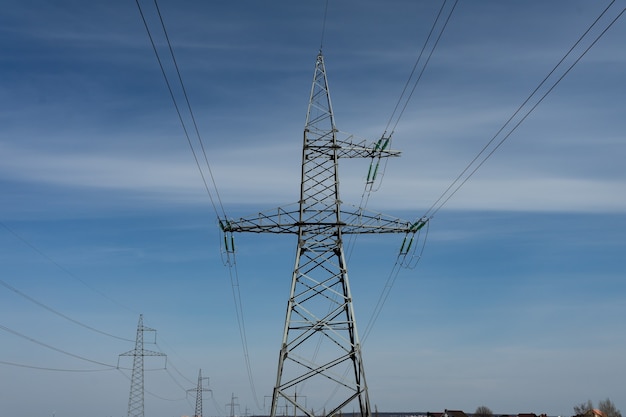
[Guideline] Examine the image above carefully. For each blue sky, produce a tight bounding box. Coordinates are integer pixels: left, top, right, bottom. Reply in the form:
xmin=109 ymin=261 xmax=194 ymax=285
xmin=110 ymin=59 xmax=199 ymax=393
xmin=1 ymin=1 xmax=625 ymax=417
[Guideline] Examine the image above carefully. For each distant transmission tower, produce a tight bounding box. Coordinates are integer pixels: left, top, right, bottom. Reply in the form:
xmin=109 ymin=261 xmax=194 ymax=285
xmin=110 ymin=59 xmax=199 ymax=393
xmin=227 ymin=393 xmax=239 ymax=417
xmin=220 ymin=52 xmax=423 ymax=417
xmin=188 ymin=369 xmax=212 ymax=417
xmin=119 ymin=314 xmax=167 ymax=417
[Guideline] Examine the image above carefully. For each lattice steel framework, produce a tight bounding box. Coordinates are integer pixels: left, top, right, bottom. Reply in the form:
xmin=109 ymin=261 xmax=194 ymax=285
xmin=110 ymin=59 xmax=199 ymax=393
xmin=119 ymin=314 xmax=166 ymax=417
xmin=220 ymin=52 xmax=424 ymax=417
xmin=188 ymin=369 xmax=212 ymax=417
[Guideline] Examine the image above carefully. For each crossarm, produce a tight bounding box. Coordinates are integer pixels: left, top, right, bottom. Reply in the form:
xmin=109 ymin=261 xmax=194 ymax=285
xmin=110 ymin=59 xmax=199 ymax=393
xmin=219 ymin=204 xmax=426 ymax=235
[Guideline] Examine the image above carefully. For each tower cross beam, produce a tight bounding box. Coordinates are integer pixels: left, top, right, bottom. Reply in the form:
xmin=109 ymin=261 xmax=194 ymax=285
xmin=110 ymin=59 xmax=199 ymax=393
xmin=221 ymin=206 xmax=422 ymax=235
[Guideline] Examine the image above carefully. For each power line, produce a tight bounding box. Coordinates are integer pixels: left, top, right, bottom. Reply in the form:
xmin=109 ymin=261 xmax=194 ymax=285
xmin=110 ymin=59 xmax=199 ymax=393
xmin=356 ymin=0 xmax=457 ymax=216
xmin=320 ymin=0 xmax=329 ymax=51
xmin=362 ymin=220 xmax=430 ymax=343
xmin=0 ymin=360 xmax=117 ymax=373
xmin=0 ymin=278 xmax=133 ymax=342
xmin=225 ymin=258 xmax=263 ymax=410
xmin=151 ymin=0 xmax=227 ymax=219
xmin=346 ymin=1 xmax=456 ymax=320
xmin=135 ymin=1 xmax=266 ymax=409
xmin=0 ymin=220 xmax=135 ymax=314
xmin=155 ymin=342 xmax=196 ymax=386
xmin=134 ymin=0 xmax=263 ymax=408
xmin=134 ymin=0 xmax=225 ymax=220
xmin=422 ymin=1 xmax=624 ymax=219
xmin=361 ymin=2 xmax=621 ymax=344
xmin=0 ymin=322 xmax=118 ymax=369
xmin=348 ymin=0 xmax=456 ymax=260
xmin=384 ymin=0 xmax=458 ymax=137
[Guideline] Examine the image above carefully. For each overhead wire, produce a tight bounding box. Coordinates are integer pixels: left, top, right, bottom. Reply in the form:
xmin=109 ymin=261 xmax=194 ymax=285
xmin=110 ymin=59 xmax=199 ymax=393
xmin=151 ymin=0 xmax=227 ymax=220
xmin=154 ymin=340 xmax=226 ymax=415
xmin=0 ymin=322 xmax=118 ymax=369
xmin=135 ymin=0 xmax=263 ymax=409
xmin=346 ymin=0 xmax=457 ymax=261
xmin=361 ymin=221 xmax=429 ymax=342
xmin=155 ymin=342 xmax=196 ymax=386
xmin=226 ymin=260 xmax=263 ymax=410
xmin=362 ymin=0 xmax=622 ymax=344
xmin=359 ymin=0 xmax=458 ymax=201
xmin=320 ymin=0 xmax=329 ymax=51
xmin=344 ymin=1 xmax=456 ymax=342
xmin=0 ymin=221 xmax=135 ymax=314
xmin=421 ymin=0 xmax=624 ymax=220
xmin=134 ymin=0 xmax=226 ymax=220
xmin=383 ymin=0 xmax=458 ymax=137
xmin=0 ymin=360 xmax=118 ymax=373
xmin=0 ymin=278 xmax=133 ymax=342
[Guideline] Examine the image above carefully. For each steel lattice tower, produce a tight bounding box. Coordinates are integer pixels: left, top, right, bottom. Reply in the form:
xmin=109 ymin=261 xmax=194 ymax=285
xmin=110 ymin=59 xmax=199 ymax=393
xmin=188 ymin=369 xmax=212 ymax=417
xmin=119 ymin=314 xmax=166 ymax=417
xmin=220 ymin=52 xmax=423 ymax=417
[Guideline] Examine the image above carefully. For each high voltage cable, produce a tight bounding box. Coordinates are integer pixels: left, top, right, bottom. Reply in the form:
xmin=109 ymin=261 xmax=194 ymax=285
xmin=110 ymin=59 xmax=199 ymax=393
xmin=212 ymin=394 xmax=226 ymax=416
xmin=134 ymin=0 xmax=225 ymax=219
xmin=362 ymin=221 xmax=430 ymax=343
xmin=383 ymin=0 xmax=458 ymax=137
xmin=422 ymin=1 xmax=623 ymax=220
xmin=319 ymin=0 xmax=329 ymax=51
xmin=0 ymin=278 xmax=133 ymax=342
xmin=362 ymin=1 xmax=620 ymax=345
xmin=0 ymin=322 xmax=118 ymax=369
xmin=348 ymin=0 xmax=455 ymax=303
xmin=226 ymin=260 xmax=263 ymax=411
xmin=357 ymin=3 xmax=624 ymax=342
xmin=0 ymin=360 xmax=117 ymax=373
xmin=135 ymin=0 xmax=262 ymax=408
xmin=164 ymin=365 xmax=191 ymax=393
xmin=155 ymin=342 xmax=196 ymax=386
xmin=151 ymin=0 xmax=227 ymax=219
xmin=351 ymin=0 xmax=457 ymax=230
xmin=352 ymin=0 xmax=456 ymax=219
xmin=0 ymin=224 xmax=202 ymax=388
xmin=0 ymin=221 xmax=135 ymax=314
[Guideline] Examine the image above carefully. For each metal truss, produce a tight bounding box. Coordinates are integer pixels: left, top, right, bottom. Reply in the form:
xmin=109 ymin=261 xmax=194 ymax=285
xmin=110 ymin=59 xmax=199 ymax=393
xmin=220 ymin=52 xmax=419 ymax=417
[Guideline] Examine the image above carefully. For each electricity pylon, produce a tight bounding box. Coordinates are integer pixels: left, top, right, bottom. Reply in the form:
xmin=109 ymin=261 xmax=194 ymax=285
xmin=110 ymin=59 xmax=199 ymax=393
xmin=118 ymin=314 xmax=167 ymax=417
xmin=227 ymin=393 xmax=240 ymax=417
xmin=220 ymin=51 xmax=425 ymax=417
xmin=188 ymin=369 xmax=212 ymax=417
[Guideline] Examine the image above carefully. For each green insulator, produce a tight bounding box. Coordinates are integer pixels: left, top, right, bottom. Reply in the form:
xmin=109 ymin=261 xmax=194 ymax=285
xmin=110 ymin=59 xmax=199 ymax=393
xmin=405 ymin=237 xmax=414 ymax=252
xmin=410 ymin=219 xmax=427 ymax=232
xmin=381 ymin=137 xmax=390 ymax=151
xmin=399 ymin=236 xmax=407 ymax=254
xmin=371 ymin=162 xmax=380 ymax=180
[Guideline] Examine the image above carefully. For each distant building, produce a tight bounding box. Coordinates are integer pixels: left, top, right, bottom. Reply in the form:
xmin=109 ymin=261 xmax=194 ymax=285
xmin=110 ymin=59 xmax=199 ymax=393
xmin=443 ymin=409 xmax=469 ymax=417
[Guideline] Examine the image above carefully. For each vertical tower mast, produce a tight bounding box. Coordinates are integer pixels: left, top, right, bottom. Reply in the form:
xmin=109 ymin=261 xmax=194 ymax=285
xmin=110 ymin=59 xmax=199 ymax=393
xmin=119 ymin=315 xmax=167 ymax=417
xmin=188 ymin=369 xmax=212 ymax=417
xmin=220 ymin=52 xmax=422 ymax=417
xmin=274 ymin=51 xmax=369 ymax=417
